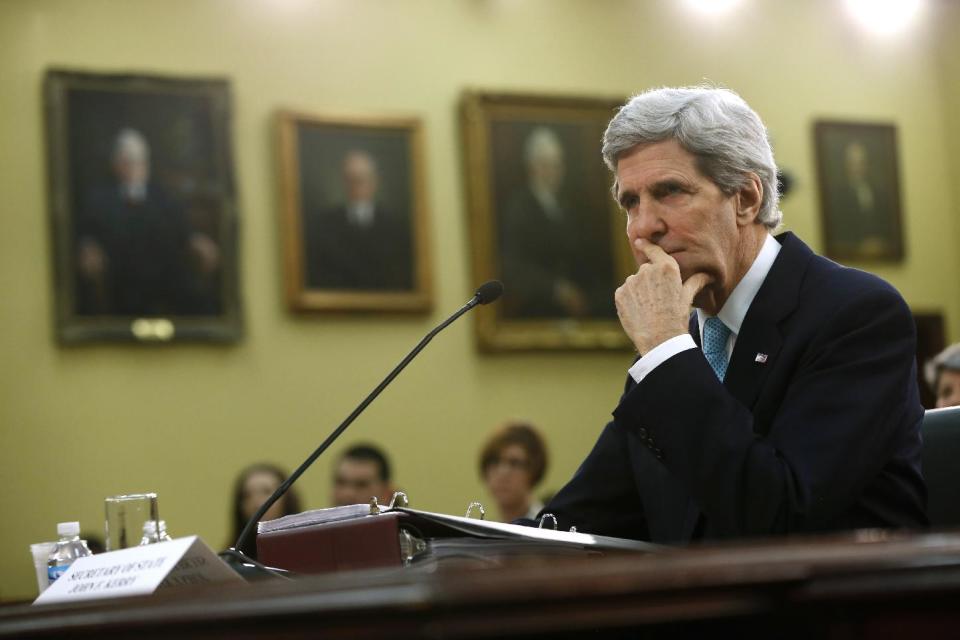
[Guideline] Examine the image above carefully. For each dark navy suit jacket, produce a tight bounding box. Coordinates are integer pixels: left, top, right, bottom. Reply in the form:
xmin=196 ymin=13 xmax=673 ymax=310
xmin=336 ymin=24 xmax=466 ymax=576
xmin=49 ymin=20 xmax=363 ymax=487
xmin=542 ymin=232 xmax=927 ymax=543
xmin=302 ymin=202 xmax=414 ymax=291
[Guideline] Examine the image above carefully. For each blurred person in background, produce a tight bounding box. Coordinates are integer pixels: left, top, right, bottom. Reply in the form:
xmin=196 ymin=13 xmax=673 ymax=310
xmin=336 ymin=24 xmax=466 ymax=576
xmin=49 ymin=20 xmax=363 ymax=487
xmin=926 ymin=344 xmax=960 ymax=409
xmin=331 ymin=444 xmax=396 ymax=507
xmin=479 ymin=421 xmax=549 ymax=522
xmin=229 ymin=463 xmax=302 ymax=560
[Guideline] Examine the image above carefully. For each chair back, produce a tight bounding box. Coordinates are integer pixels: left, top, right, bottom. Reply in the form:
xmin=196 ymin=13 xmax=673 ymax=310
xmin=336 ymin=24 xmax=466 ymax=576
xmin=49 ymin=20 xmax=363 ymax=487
xmin=921 ymin=406 xmax=960 ymax=527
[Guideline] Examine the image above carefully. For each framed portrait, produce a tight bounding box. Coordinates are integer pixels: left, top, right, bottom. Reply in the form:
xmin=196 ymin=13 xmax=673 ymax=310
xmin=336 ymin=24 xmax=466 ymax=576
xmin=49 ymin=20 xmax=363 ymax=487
xmin=277 ymin=111 xmax=432 ymax=313
xmin=461 ymin=91 xmax=633 ymax=351
xmin=45 ymin=69 xmax=241 ymax=343
xmin=814 ymin=121 xmax=905 ymax=262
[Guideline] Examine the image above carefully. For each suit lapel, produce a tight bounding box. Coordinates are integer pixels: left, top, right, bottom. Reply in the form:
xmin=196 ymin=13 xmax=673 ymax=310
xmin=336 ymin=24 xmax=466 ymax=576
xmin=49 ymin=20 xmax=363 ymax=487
xmin=724 ymin=324 xmax=782 ymax=411
xmin=723 ymin=232 xmax=811 ymax=413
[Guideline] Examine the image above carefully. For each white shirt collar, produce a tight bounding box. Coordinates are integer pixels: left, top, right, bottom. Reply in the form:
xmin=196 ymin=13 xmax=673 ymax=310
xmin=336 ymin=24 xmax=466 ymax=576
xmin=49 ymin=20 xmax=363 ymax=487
xmin=347 ymin=201 xmax=375 ymax=228
xmin=120 ymin=181 xmax=148 ymax=203
xmin=697 ymin=232 xmax=781 ymax=337
xmin=525 ymin=500 xmax=545 ymax=521
xmin=531 ymin=185 xmax=563 ymax=221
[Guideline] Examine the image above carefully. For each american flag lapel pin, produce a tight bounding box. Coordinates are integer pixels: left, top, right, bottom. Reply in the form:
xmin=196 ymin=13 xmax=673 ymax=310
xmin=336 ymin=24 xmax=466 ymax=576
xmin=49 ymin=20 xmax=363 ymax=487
xmin=755 ymin=353 xmax=768 ymax=364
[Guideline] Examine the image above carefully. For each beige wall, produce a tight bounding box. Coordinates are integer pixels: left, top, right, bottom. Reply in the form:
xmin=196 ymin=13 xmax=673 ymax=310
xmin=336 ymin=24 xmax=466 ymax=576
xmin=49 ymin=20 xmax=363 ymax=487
xmin=1 ymin=0 xmax=958 ymax=600
xmin=935 ymin=0 xmax=960 ymax=293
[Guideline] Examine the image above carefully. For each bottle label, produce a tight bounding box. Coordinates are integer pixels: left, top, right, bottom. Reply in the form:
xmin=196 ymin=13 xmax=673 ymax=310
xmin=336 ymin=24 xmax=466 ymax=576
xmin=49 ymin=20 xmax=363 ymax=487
xmin=48 ymin=563 xmax=71 ymax=584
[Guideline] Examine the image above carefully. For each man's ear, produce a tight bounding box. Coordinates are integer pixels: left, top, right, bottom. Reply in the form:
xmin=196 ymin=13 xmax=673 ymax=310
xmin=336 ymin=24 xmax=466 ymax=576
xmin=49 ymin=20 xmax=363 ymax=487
xmin=736 ymin=173 xmax=763 ymax=226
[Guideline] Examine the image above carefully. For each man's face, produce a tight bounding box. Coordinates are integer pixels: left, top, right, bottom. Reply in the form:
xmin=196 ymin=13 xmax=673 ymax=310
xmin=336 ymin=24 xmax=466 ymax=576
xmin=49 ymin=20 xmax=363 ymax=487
xmin=113 ymin=150 xmax=149 ymax=188
xmin=343 ymin=153 xmax=378 ymax=204
xmin=529 ymin=148 xmax=564 ymax=193
xmin=615 ymin=139 xmax=745 ymax=310
xmin=936 ymin=369 xmax=960 ymax=409
xmin=332 ymin=458 xmax=388 ymax=507
xmin=844 ymin=142 xmax=869 ymax=181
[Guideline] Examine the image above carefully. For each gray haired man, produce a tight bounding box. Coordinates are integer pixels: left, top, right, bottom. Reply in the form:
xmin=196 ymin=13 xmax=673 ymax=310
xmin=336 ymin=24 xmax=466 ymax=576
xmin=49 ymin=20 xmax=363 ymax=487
xmin=539 ymin=86 xmax=926 ymax=543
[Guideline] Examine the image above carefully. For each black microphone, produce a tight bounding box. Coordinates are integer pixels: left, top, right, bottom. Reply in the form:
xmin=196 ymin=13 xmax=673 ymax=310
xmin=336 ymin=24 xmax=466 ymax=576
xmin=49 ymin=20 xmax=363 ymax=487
xmin=224 ymin=281 xmax=503 ymax=569
xmin=474 ymin=280 xmax=503 ymax=306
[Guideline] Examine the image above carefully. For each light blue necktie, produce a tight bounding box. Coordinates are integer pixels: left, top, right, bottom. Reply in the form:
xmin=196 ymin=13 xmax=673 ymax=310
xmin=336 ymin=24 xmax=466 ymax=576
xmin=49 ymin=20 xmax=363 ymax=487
xmin=703 ymin=317 xmax=732 ymax=381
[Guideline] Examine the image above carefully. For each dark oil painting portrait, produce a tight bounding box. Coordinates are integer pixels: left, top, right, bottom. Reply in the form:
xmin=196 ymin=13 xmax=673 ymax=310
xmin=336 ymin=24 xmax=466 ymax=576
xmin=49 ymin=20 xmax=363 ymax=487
xmin=815 ymin=121 xmax=904 ymax=262
xmin=45 ymin=70 xmax=240 ymax=342
xmin=277 ymin=111 xmax=431 ymax=313
xmin=462 ymin=92 xmax=631 ymax=351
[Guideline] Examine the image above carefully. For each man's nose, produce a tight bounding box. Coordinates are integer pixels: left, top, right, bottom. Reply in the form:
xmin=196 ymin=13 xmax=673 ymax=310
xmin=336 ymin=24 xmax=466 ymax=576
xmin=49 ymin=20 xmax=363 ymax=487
xmin=627 ymin=203 xmax=665 ymax=243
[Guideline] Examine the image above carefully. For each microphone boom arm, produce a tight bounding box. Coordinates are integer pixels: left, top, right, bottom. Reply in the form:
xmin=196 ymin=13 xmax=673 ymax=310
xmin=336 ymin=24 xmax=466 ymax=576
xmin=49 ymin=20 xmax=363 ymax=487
xmin=230 ymin=285 xmax=499 ymax=557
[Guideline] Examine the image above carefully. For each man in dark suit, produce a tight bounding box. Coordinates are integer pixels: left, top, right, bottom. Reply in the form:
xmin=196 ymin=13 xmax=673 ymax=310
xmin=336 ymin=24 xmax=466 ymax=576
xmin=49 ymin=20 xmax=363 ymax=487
xmin=303 ymin=149 xmax=413 ymax=291
xmin=825 ymin=140 xmax=900 ymax=259
xmin=75 ymin=128 xmax=220 ymax=316
xmin=540 ymin=87 xmax=926 ymax=543
xmin=498 ymin=127 xmax=615 ymax=319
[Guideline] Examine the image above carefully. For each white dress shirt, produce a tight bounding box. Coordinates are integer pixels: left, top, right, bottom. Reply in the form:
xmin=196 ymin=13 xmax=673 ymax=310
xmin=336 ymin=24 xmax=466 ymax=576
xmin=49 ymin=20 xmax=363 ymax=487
xmin=628 ymin=233 xmax=782 ymax=383
xmin=531 ymin=185 xmax=563 ymax=221
xmin=347 ymin=201 xmax=375 ymax=229
xmin=525 ymin=500 xmax=545 ymax=521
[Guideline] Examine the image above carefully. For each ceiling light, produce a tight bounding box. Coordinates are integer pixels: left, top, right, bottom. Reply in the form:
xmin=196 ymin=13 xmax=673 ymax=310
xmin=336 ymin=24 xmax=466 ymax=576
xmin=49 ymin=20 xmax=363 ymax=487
xmin=683 ymin=0 xmax=744 ymax=16
xmin=844 ymin=0 xmax=924 ymax=35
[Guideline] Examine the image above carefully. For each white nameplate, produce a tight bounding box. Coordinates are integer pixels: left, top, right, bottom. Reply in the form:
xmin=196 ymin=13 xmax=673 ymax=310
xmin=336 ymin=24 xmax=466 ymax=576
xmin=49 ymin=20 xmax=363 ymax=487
xmin=34 ymin=536 xmax=243 ymax=605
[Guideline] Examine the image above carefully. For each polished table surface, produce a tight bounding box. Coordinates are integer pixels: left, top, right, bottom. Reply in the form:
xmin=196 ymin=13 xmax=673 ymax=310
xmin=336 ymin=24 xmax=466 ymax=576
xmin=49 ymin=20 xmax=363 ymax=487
xmin=5 ymin=529 xmax=960 ymax=638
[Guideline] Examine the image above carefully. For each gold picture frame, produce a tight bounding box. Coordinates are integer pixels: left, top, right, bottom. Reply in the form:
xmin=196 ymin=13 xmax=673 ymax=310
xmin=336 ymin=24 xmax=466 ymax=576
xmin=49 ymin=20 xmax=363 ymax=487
xmin=45 ymin=69 xmax=242 ymax=343
xmin=277 ymin=110 xmax=432 ymax=312
xmin=461 ymin=91 xmax=633 ymax=352
xmin=814 ymin=120 xmax=905 ymax=262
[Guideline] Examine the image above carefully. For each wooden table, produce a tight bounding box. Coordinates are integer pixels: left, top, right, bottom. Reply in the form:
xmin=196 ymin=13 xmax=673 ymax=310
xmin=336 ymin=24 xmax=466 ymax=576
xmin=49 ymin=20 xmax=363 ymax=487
xmin=4 ymin=529 xmax=960 ymax=638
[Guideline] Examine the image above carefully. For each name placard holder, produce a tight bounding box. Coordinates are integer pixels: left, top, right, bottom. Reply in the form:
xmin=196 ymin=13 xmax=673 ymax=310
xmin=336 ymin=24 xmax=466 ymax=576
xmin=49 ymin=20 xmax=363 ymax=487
xmin=34 ymin=536 xmax=243 ymax=605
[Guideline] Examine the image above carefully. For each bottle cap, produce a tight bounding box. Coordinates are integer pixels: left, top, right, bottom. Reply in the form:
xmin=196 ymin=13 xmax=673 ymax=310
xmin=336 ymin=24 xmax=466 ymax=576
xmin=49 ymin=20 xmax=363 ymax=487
xmin=142 ymin=520 xmax=165 ymax=534
xmin=57 ymin=521 xmax=80 ymax=537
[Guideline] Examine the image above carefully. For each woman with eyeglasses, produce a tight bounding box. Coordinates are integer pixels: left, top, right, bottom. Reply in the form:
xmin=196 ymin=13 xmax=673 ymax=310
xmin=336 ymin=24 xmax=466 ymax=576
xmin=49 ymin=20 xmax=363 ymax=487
xmin=478 ymin=421 xmax=549 ymax=523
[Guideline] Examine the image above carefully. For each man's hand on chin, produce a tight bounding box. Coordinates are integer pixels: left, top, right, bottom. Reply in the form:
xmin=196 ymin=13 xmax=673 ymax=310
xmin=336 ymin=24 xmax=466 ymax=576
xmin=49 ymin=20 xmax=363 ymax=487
xmin=615 ymin=239 xmax=712 ymax=355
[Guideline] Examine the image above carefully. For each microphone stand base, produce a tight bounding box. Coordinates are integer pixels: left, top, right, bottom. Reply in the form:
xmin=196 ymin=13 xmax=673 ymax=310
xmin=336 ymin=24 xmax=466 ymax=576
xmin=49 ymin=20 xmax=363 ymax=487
xmin=219 ymin=547 xmax=295 ymax=582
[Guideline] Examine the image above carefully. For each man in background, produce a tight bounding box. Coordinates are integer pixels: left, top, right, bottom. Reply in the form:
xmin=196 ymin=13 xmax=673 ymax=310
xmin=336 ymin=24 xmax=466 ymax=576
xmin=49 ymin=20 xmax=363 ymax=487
xmin=499 ymin=126 xmax=615 ymax=319
xmin=926 ymin=344 xmax=960 ymax=409
xmin=331 ymin=443 xmax=396 ymax=507
xmin=826 ymin=139 xmax=899 ymax=258
xmin=75 ymin=127 xmax=220 ymax=316
xmin=303 ymin=149 xmax=414 ymax=291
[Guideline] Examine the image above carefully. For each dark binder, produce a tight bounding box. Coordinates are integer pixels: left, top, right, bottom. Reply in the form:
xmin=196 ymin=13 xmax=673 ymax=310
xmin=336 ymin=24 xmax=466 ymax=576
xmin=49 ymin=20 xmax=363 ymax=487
xmin=257 ymin=506 xmax=658 ymax=575
xmin=257 ymin=511 xmax=405 ymax=574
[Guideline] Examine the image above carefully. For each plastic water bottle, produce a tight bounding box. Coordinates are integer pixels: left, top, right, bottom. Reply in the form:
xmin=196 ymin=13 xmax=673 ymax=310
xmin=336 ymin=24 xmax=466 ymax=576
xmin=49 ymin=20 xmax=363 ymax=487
xmin=47 ymin=522 xmax=92 ymax=586
xmin=139 ymin=520 xmax=172 ymax=545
